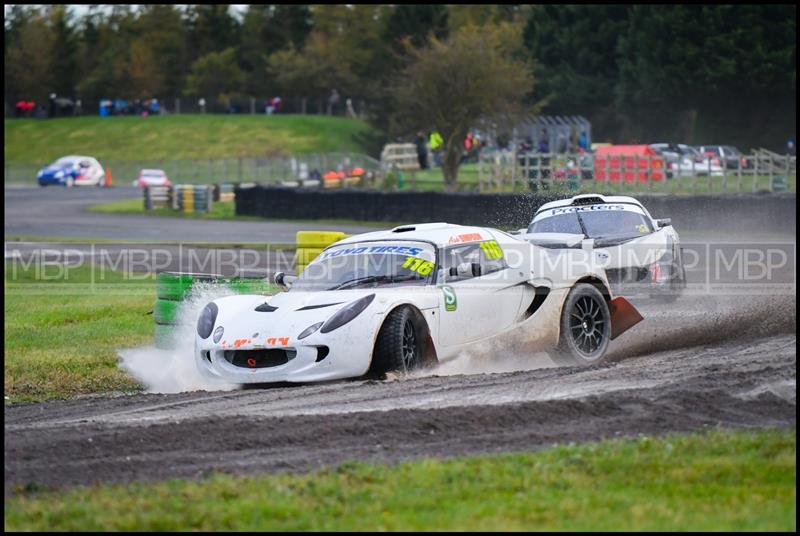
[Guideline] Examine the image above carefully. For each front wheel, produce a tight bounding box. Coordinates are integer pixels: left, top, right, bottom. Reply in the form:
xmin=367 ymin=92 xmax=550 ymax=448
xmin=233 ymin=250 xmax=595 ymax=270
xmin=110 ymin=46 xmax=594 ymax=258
xmin=551 ymin=283 xmax=611 ymax=366
xmin=370 ymin=306 xmax=425 ymax=376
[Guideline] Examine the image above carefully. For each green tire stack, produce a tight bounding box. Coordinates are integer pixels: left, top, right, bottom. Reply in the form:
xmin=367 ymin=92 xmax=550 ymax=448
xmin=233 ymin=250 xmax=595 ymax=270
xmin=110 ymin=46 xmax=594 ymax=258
xmin=154 ymin=272 xmax=277 ymax=349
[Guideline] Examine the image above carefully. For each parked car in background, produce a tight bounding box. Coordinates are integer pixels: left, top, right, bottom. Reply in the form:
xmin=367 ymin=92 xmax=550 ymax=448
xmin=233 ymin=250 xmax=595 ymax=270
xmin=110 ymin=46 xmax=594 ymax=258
xmin=696 ymin=145 xmax=752 ymax=170
xmin=37 ymin=156 xmax=105 ymax=187
xmin=134 ymin=169 xmax=171 ymax=188
xmin=650 ymin=143 xmax=723 ymax=177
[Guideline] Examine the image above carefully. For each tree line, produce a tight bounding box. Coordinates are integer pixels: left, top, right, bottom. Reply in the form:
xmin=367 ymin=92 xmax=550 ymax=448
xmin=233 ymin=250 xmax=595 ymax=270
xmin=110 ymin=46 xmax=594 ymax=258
xmin=5 ymin=5 xmax=796 ymax=156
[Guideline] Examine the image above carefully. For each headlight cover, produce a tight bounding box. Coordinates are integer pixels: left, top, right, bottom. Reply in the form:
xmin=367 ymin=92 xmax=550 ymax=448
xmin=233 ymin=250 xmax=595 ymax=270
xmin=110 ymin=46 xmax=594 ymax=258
xmin=212 ymin=325 xmax=224 ymax=343
xmin=298 ymin=321 xmax=323 ymax=340
xmin=320 ymin=294 xmax=375 ymax=334
xmin=197 ymin=302 xmax=219 ymax=339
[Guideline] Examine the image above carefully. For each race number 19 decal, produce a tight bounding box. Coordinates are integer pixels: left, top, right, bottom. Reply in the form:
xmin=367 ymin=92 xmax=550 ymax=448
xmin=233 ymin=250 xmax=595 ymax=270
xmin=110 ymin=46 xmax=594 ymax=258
xmin=479 ymin=240 xmax=504 ymax=260
xmin=442 ymin=285 xmax=457 ymax=311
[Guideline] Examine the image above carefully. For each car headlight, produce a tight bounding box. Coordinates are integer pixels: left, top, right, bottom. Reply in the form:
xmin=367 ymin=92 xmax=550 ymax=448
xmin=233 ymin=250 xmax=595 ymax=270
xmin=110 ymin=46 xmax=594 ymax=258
xmin=212 ymin=325 xmax=224 ymax=343
xmin=197 ymin=302 xmax=219 ymax=339
xmin=320 ymin=294 xmax=375 ymax=334
xmin=298 ymin=321 xmax=323 ymax=340
xmin=55 ymin=170 xmax=64 ymax=178
xmin=37 ymin=170 xmax=43 ymax=178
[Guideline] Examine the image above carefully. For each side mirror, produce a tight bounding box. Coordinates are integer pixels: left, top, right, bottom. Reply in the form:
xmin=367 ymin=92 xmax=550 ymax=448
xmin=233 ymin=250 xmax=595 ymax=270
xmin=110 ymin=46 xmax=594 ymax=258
xmin=656 ymin=218 xmax=672 ymax=228
xmin=581 ymin=238 xmax=595 ymax=251
xmin=271 ymin=271 xmax=296 ymax=289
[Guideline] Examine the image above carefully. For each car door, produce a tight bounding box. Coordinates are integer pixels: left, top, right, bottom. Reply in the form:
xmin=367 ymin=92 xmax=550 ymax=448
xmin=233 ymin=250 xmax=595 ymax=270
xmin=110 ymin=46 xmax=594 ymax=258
xmin=435 ymin=239 xmax=524 ymax=348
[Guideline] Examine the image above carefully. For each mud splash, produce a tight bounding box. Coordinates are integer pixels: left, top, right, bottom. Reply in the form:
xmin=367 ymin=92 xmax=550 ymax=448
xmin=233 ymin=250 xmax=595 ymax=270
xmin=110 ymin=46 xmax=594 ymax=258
xmin=117 ymin=284 xmax=242 ymax=394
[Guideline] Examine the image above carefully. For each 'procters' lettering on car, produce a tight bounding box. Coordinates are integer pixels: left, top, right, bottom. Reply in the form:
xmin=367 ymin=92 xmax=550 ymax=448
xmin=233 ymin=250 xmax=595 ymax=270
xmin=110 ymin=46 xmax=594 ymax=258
xmin=550 ymin=205 xmax=626 ymax=215
xmin=320 ymin=245 xmax=423 ymax=259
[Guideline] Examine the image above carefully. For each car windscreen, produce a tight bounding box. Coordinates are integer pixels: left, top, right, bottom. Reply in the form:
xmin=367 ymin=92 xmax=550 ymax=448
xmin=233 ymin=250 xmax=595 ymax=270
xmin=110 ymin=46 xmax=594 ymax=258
xmin=292 ymin=241 xmax=437 ymax=291
xmin=529 ymin=205 xmax=653 ymax=238
xmin=722 ymin=145 xmax=740 ymax=155
xmin=54 ymin=157 xmax=77 ymax=166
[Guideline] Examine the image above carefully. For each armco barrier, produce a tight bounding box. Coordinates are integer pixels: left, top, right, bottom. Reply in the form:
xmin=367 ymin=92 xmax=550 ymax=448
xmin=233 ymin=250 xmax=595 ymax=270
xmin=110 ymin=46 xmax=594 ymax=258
xmin=234 ymin=186 xmax=796 ymax=233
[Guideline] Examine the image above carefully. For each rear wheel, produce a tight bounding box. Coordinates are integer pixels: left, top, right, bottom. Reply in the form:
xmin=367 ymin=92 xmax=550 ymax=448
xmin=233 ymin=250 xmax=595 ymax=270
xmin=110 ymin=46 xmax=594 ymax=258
xmin=552 ymin=283 xmax=611 ymax=366
xmin=370 ymin=306 xmax=424 ymax=376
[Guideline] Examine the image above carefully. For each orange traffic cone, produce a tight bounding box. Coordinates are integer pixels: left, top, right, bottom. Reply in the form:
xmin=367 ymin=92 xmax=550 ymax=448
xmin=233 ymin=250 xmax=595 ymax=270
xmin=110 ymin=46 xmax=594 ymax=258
xmin=105 ymin=167 xmax=113 ymax=187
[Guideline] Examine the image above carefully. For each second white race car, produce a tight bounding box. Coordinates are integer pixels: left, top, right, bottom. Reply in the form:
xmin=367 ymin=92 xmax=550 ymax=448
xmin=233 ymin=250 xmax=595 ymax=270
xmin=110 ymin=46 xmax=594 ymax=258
xmin=194 ymin=222 xmax=644 ymax=385
xmin=521 ymin=194 xmax=686 ymax=302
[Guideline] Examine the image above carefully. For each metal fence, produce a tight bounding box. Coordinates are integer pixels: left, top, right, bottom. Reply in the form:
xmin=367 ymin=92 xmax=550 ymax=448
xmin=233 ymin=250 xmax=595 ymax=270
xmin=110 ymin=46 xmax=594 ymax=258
xmin=4 ymin=152 xmax=382 ymax=187
xmin=477 ymin=149 xmax=797 ymax=194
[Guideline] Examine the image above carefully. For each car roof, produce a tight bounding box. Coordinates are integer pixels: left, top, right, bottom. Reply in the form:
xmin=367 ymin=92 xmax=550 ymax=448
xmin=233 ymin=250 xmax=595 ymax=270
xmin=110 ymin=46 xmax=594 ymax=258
xmin=140 ymin=169 xmax=166 ymax=174
xmin=334 ymin=223 xmax=500 ymax=248
xmin=56 ymin=155 xmax=96 ymax=163
xmin=534 ymin=194 xmax=646 ymax=217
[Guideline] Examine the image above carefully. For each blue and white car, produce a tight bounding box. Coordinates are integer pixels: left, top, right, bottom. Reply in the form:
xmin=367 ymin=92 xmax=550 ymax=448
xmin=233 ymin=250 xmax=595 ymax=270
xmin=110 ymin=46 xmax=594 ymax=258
xmin=37 ymin=156 xmax=105 ymax=187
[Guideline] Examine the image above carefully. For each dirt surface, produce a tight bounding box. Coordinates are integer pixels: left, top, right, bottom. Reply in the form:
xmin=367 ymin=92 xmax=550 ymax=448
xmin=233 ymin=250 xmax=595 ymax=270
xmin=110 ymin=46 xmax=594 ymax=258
xmin=5 ymin=294 xmax=796 ymax=492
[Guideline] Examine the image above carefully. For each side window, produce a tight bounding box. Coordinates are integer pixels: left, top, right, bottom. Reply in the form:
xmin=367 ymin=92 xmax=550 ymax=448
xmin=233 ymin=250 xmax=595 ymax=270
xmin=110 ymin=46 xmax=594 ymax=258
xmin=440 ymin=240 xmax=507 ymax=282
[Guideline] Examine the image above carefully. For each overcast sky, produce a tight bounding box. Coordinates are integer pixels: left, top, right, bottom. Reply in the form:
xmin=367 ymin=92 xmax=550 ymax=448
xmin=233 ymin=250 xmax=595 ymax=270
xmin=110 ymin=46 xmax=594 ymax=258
xmin=4 ymin=4 xmax=250 ymax=20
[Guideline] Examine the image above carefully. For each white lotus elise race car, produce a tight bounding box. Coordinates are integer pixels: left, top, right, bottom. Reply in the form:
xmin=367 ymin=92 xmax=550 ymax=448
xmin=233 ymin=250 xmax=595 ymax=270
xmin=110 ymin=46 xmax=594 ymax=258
xmin=194 ymin=223 xmax=644 ymax=384
xmin=521 ymin=194 xmax=686 ymax=302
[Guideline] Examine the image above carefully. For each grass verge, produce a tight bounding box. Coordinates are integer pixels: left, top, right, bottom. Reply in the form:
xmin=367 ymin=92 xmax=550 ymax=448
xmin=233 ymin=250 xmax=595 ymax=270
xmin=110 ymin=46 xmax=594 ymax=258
xmin=4 ymin=114 xmax=380 ymax=164
xmin=5 ymin=428 xmax=795 ymax=531
xmin=4 ymin=262 xmax=154 ymax=403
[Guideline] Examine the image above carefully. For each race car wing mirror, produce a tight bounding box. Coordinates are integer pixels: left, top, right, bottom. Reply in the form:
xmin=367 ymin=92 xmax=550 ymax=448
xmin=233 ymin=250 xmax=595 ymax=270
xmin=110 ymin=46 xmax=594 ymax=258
xmin=271 ymin=271 xmax=296 ymax=289
xmin=656 ymin=218 xmax=672 ymax=228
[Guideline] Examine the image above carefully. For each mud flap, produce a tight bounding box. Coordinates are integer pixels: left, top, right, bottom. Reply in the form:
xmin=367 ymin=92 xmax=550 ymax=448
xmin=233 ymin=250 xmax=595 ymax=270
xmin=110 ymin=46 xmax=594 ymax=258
xmin=609 ymin=297 xmax=644 ymax=340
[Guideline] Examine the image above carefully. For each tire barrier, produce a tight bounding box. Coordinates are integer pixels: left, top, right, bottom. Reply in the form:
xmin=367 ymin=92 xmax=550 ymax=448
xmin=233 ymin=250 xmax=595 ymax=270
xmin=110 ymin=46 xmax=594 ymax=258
xmin=212 ymin=182 xmax=237 ymax=202
xmin=153 ymin=271 xmax=278 ymax=349
xmin=172 ymin=184 xmax=213 ymax=214
xmin=143 ymin=186 xmax=173 ymax=210
xmin=235 ymin=186 xmax=796 ymax=233
xmin=295 ymin=230 xmax=348 ymax=274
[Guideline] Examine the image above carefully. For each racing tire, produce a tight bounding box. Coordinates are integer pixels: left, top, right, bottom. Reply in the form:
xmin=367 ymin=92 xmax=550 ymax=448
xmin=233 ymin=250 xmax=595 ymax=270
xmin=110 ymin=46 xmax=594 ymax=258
xmin=552 ymin=283 xmax=611 ymax=366
xmin=370 ymin=306 xmax=426 ymax=377
xmin=296 ymin=231 xmax=347 ymax=248
xmin=156 ymin=272 xmax=222 ymax=301
xmin=154 ymin=323 xmax=177 ymax=349
xmin=153 ymin=298 xmax=182 ymax=325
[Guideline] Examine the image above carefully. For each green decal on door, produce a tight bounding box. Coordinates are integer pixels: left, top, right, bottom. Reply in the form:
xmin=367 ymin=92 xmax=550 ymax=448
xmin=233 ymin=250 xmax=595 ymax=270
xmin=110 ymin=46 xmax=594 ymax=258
xmin=442 ymin=285 xmax=457 ymax=311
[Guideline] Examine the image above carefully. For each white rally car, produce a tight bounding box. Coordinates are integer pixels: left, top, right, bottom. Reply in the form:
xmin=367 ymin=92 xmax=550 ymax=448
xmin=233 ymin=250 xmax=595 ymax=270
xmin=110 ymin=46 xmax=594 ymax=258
xmin=521 ymin=194 xmax=686 ymax=302
xmin=194 ymin=223 xmax=644 ymax=384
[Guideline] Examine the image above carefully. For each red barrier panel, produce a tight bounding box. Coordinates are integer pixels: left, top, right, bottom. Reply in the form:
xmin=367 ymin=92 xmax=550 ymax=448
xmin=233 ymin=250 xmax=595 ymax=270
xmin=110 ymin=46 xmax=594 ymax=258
xmin=594 ymin=145 xmax=665 ymax=182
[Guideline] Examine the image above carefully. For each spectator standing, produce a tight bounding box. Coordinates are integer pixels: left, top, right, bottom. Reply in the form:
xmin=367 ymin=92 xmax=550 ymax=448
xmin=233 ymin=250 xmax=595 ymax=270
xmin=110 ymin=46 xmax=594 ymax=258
xmin=328 ymin=88 xmax=340 ymax=115
xmin=538 ymin=131 xmax=549 ymax=153
xmin=415 ymin=131 xmax=429 ymax=170
xmin=429 ymin=131 xmax=444 ymax=167
xmin=578 ymin=131 xmax=589 ymax=152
